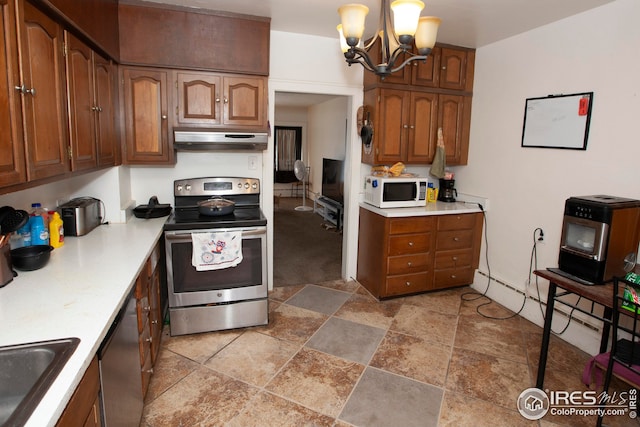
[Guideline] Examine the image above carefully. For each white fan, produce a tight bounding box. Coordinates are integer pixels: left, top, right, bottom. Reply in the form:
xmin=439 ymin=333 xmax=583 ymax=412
xmin=293 ymin=159 xmax=313 ymax=212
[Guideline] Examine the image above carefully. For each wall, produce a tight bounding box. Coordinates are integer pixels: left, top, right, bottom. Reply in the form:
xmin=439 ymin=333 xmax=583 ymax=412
xmin=268 ymin=31 xmax=365 ymax=284
xmin=307 ymin=97 xmax=348 ymax=199
xmin=456 ymin=0 xmax=640 ymax=354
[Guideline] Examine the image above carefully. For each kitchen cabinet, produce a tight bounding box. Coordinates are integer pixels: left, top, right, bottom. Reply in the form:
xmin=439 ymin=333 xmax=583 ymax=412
xmin=65 ymin=32 xmax=117 ymax=171
xmin=135 ymin=240 xmax=163 ymax=397
xmin=55 ymin=356 xmax=102 ymax=427
xmin=118 ymin=2 xmax=269 ymax=75
xmin=174 ymin=71 xmax=267 ymax=129
xmin=16 ymin=0 xmax=69 ymax=181
xmin=357 ymin=208 xmax=435 ymax=298
xmin=356 ymin=207 xmax=483 ymax=299
xmin=0 ymin=0 xmax=26 ymax=188
xmin=362 ymin=43 xmax=474 ymax=166
xmin=433 ymin=213 xmax=483 ymax=290
xmin=121 ymin=66 xmax=174 ymax=165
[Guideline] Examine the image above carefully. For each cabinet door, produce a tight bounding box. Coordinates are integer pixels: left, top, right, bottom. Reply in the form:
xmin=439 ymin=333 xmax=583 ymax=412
xmin=411 ymin=46 xmax=440 ymax=87
xmin=94 ymin=52 xmax=117 ymax=167
xmin=66 ymin=33 xmax=97 ymax=171
xmin=407 ymin=91 xmax=438 ymax=163
xmin=439 ymin=48 xmax=468 ymax=91
xmin=0 ymin=0 xmax=26 ymax=187
xmin=175 ymin=71 xmax=221 ymax=126
xmin=223 ymin=76 xmax=266 ymax=127
xmin=17 ymin=0 xmax=69 ymax=180
xmin=438 ymin=94 xmax=470 ymax=165
xmin=122 ymin=67 xmax=173 ymax=164
xmin=375 ymin=89 xmax=407 ymax=164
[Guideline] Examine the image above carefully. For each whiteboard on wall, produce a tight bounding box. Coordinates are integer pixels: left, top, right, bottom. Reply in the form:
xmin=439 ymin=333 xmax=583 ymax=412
xmin=521 ymin=92 xmax=593 ymax=150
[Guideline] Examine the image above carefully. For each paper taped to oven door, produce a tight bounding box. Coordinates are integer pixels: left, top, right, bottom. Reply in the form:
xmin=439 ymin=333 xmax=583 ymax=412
xmin=191 ymin=231 xmax=243 ymax=271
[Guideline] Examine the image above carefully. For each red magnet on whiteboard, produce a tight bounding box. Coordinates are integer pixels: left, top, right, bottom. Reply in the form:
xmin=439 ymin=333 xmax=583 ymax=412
xmin=578 ymin=97 xmax=589 ymax=116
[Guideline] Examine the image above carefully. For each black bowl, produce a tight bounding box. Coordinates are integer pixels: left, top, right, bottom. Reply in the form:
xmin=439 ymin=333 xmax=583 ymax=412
xmin=10 ymin=245 xmax=53 ymax=271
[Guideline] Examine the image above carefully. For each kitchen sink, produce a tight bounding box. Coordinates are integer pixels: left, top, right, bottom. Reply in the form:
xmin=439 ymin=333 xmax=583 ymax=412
xmin=0 ymin=337 xmax=80 ymax=427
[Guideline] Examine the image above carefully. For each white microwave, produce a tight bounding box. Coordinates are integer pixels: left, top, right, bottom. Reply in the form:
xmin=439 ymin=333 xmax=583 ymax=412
xmin=363 ymin=175 xmax=428 ymax=208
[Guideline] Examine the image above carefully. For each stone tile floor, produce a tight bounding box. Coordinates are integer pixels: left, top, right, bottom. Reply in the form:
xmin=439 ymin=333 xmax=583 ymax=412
xmin=140 ymin=281 xmax=638 ymax=427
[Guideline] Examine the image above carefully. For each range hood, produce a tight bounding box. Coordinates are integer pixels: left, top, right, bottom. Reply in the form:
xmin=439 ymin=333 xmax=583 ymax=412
xmin=173 ymin=128 xmax=268 ymax=151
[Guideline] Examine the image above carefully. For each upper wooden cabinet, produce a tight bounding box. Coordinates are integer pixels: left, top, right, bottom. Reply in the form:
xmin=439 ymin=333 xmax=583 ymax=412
xmin=122 ymin=66 xmax=174 ymax=165
xmin=118 ymin=2 xmax=270 ymax=75
xmin=17 ymin=0 xmax=69 ymax=181
xmin=65 ymin=32 xmax=117 ymax=171
xmin=0 ymin=0 xmax=26 ymax=188
xmin=174 ymin=71 xmax=267 ymax=129
xmin=362 ymin=43 xmax=475 ymax=166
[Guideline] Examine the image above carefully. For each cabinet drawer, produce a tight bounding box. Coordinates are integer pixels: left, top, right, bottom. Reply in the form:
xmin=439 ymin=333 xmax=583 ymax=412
xmin=138 ymin=323 xmax=151 ymax=366
xmin=437 ymin=213 xmax=477 ymax=231
xmin=141 ymin=346 xmax=153 ymax=397
xmin=388 ymin=233 xmax=431 ymax=255
xmin=436 ymin=230 xmax=474 ymax=251
xmin=389 ymin=216 xmax=434 ymax=235
xmin=386 ymin=272 xmax=430 ymax=296
xmin=433 ymin=266 xmax=474 ymax=289
xmin=135 ymin=271 xmax=149 ymax=299
xmin=388 ymin=253 xmax=431 ymax=275
xmin=434 ymin=249 xmax=473 ymax=269
xmin=136 ymin=295 xmax=150 ymax=333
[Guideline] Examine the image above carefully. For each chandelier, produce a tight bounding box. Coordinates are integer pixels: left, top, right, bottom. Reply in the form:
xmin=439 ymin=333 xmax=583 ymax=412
xmin=337 ymin=0 xmax=441 ymax=78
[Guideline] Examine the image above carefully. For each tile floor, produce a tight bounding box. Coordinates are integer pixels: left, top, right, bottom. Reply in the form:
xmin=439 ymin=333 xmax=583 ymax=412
xmin=140 ymin=281 xmax=637 ymax=427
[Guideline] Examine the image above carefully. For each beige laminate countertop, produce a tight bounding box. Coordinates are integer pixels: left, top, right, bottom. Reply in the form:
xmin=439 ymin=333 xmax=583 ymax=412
xmin=359 ymin=201 xmax=483 ymax=217
xmin=0 ymin=216 xmax=167 ymax=427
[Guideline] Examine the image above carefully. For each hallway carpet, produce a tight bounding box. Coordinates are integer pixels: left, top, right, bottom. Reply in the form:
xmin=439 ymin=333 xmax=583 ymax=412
xmin=273 ymin=197 xmax=342 ymax=286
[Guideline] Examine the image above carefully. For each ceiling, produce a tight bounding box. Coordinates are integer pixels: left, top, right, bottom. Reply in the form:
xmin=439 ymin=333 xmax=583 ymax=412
xmin=141 ymin=0 xmax=615 ymax=107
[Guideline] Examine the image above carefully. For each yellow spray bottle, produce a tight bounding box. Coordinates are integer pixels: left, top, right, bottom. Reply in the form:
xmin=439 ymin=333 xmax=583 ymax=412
xmin=48 ymin=211 xmax=64 ymax=248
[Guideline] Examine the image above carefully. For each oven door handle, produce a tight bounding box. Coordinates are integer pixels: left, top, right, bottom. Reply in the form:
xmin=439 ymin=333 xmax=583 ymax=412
xmin=165 ymin=228 xmax=266 ymax=240
xmin=560 ymin=245 xmax=597 ymax=260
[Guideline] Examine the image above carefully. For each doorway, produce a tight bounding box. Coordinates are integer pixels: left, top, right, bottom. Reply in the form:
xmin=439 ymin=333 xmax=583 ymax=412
xmin=272 ymin=92 xmax=347 ymax=286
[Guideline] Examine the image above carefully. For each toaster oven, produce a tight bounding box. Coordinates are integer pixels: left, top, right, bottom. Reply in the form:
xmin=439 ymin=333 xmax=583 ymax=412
xmin=59 ymin=197 xmax=102 ymax=236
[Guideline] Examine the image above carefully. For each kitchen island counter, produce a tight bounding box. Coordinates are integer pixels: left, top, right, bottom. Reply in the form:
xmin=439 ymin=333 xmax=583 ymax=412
xmin=0 ymin=216 xmax=167 ymax=427
xmin=359 ymin=200 xmax=483 ymax=217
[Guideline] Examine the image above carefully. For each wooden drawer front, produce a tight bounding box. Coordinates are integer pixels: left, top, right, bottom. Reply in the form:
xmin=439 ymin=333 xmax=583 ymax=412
xmin=433 ymin=266 xmax=474 ymax=289
xmin=389 ymin=216 xmax=434 ymax=235
xmin=435 ymin=249 xmax=473 ymax=269
xmin=386 ymin=272 xmax=430 ymax=296
xmin=438 ymin=213 xmax=477 ymax=231
xmin=136 ymin=296 xmax=150 ymax=333
xmin=138 ymin=324 xmax=151 ymax=366
xmin=388 ymin=253 xmax=431 ymax=275
xmin=135 ymin=272 xmax=149 ymax=299
xmin=388 ymin=234 xmax=431 ymax=255
xmin=141 ymin=347 xmax=153 ymax=397
xmin=436 ymin=230 xmax=474 ymax=251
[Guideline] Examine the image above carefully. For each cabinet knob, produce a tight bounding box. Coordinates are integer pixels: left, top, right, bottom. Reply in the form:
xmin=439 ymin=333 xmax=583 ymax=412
xmin=442 ymin=66 xmax=447 ymax=70
xmin=407 ymin=262 xmax=412 ymax=267
xmin=215 ymin=97 xmax=221 ymax=103
xmin=151 ymin=319 xmax=158 ymax=325
xmin=408 ymin=242 xmax=414 ymax=246
xmin=409 ymin=125 xmax=415 ymax=129
xmin=15 ymin=85 xmax=35 ymax=96
xmin=143 ymin=368 xmax=154 ymax=374
xmin=224 ymin=98 xmax=229 ymax=104
xmin=406 ymin=281 xmax=411 ymax=286
xmin=403 ymin=124 xmax=408 ymax=129
xmin=146 ymin=336 xmax=153 ymax=343
xmin=450 ymin=274 xmax=457 ymax=279
xmin=452 ymin=256 xmax=458 ymax=261
xmin=453 ymin=237 xmax=460 ymax=242
xmin=143 ymin=305 xmax=151 ymax=312
xmin=161 ymin=115 xmax=167 ymax=120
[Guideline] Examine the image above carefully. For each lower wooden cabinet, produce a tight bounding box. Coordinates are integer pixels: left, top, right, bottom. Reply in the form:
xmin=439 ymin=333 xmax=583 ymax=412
xmin=56 ymin=356 xmax=101 ymax=427
xmin=134 ymin=240 xmax=163 ymax=397
xmin=357 ymin=207 xmax=483 ymax=298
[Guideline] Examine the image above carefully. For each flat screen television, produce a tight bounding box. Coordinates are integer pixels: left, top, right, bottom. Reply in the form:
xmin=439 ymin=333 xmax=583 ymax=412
xmin=322 ymin=158 xmax=344 ymax=206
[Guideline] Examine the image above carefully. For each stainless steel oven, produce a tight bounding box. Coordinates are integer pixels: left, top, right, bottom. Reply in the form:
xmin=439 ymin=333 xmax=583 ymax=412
xmin=163 ymin=177 xmax=268 ymax=336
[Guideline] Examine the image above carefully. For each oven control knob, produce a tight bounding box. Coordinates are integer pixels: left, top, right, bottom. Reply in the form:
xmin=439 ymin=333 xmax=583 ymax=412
xmin=237 ymin=183 xmax=242 ymax=188
xmin=252 ymin=183 xmax=258 ymax=189
xmin=176 ymin=185 xmax=182 ymax=192
xmin=217 ymin=292 xmax=223 ymax=297
xmin=244 ymin=183 xmax=250 ymax=189
xmin=185 ymin=184 xmax=191 ymax=192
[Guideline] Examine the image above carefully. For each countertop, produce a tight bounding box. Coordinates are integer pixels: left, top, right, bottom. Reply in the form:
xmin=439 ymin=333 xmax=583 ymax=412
xmin=0 ymin=216 xmax=167 ymax=427
xmin=359 ymin=200 xmax=483 ymax=217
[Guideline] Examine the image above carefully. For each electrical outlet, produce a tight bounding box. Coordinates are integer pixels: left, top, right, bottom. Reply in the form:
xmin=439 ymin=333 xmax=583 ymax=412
xmin=537 ymin=228 xmax=545 ymax=244
xmin=248 ymin=155 xmax=258 ymax=170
